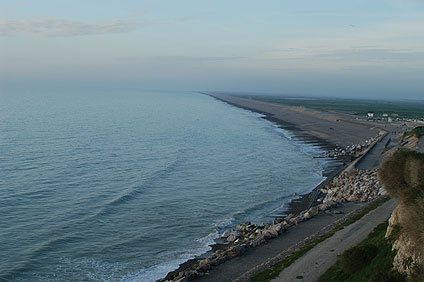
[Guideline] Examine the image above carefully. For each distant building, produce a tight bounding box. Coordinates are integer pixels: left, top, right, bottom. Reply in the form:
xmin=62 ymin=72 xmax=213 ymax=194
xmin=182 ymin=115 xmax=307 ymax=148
xmin=388 ymin=117 xmax=392 ymax=122
xmin=367 ymin=112 xmax=374 ymax=119
xmin=392 ymin=113 xmax=399 ymax=117
xmin=382 ymin=114 xmax=388 ymax=117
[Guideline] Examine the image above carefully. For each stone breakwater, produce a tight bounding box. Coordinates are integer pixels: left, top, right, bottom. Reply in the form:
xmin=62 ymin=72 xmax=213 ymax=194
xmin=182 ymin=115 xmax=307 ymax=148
xmin=321 ymin=136 xmax=378 ymax=158
xmin=319 ymin=169 xmax=383 ymax=203
xmin=158 ymin=168 xmax=383 ymax=282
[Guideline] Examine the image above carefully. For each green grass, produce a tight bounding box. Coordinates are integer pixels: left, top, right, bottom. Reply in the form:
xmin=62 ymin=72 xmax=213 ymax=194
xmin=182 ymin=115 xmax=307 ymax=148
xmin=250 ymin=197 xmax=390 ymax=282
xmin=317 ymin=221 xmax=406 ymax=282
xmin=403 ymin=126 xmax=424 ymax=139
xmin=239 ymin=95 xmax=424 ymax=119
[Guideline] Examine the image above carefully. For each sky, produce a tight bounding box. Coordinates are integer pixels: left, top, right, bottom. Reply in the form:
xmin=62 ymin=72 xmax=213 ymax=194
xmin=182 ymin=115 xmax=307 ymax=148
xmin=1 ymin=0 xmax=423 ymax=98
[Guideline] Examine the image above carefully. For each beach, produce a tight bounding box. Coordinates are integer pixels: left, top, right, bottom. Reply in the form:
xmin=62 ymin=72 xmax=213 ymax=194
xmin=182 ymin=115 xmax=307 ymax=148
xmin=207 ymin=94 xmax=380 ymax=148
xmin=159 ymin=94 xmax=388 ymax=282
xmin=207 ymin=93 xmax=383 ymax=214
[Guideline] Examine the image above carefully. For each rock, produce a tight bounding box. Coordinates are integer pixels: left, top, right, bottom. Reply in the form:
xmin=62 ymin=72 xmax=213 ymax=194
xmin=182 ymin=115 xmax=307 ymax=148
xmin=289 ymin=217 xmax=298 ymax=225
xmin=226 ymin=231 xmax=240 ymax=243
xmin=173 ymin=272 xmax=185 ymax=281
xmin=209 ymin=253 xmax=227 ymax=266
xmin=263 ymin=229 xmax=278 ymax=240
xmin=174 ymin=277 xmax=189 ymax=282
xmin=220 ymin=229 xmax=232 ymax=238
xmin=184 ymin=270 xmax=200 ymax=281
xmin=250 ymin=233 xmax=265 ymax=247
xmin=318 ymin=203 xmax=329 ymax=211
xmin=282 ymin=220 xmax=292 ymax=228
xmin=270 ymin=223 xmax=285 ymax=234
xmin=226 ymin=235 xmax=237 ymax=242
xmin=197 ymin=259 xmax=211 ymax=273
xmin=226 ymin=245 xmax=246 ymax=257
xmin=285 ymin=214 xmax=294 ymax=221
xmin=296 ymin=215 xmax=304 ymax=223
xmin=309 ymin=207 xmax=319 ymax=216
xmin=303 ymin=211 xmax=312 ymax=219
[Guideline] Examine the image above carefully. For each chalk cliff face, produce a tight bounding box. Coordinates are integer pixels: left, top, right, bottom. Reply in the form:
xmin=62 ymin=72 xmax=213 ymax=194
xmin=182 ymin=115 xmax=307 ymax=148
xmin=386 ymin=203 xmax=424 ymax=277
xmin=381 ymin=148 xmax=424 ymax=280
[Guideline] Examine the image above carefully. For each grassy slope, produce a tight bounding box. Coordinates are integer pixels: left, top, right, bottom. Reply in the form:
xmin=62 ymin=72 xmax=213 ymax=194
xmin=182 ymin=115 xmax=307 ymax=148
xmin=403 ymin=126 xmax=424 ymax=138
xmin=318 ymin=221 xmax=405 ymax=282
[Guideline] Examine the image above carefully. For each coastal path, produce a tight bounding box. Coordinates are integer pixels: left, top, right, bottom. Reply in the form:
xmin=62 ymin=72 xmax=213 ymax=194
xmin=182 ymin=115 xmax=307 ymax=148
xmin=355 ymin=131 xmax=398 ymax=169
xmin=196 ymin=201 xmax=381 ymax=282
xmin=270 ymin=199 xmax=397 ymax=282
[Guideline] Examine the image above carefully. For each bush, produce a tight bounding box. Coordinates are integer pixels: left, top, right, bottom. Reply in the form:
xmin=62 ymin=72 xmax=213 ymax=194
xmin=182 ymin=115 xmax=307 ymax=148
xmin=379 ymin=150 xmax=424 ymax=203
xmin=339 ymin=244 xmax=378 ymax=275
xmin=369 ymin=271 xmax=406 ymax=282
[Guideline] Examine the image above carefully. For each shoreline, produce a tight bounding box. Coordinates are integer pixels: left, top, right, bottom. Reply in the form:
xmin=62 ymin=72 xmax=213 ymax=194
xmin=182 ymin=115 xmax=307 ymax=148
xmin=205 ymin=93 xmax=354 ymax=215
xmin=158 ymin=93 xmax=382 ymax=282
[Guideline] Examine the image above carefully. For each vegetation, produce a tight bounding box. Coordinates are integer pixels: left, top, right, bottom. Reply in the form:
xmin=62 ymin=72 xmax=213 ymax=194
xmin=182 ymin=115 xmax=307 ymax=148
xmin=250 ymin=197 xmax=389 ymax=282
xmin=339 ymin=244 xmax=378 ymax=275
xmin=318 ymin=150 xmax=424 ymax=282
xmin=379 ymin=150 xmax=424 ymax=204
xmin=403 ymin=126 xmax=424 ymax=139
xmin=238 ymin=95 xmax=424 ymax=119
xmin=318 ymin=222 xmax=406 ymax=282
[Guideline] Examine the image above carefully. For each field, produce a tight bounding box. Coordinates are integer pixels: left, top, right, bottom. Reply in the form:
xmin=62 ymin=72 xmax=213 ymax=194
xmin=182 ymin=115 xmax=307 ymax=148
xmin=237 ymin=95 xmax=424 ymax=119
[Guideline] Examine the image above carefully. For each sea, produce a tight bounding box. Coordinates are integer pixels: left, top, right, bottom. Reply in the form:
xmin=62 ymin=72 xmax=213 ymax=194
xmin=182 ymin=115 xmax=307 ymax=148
xmin=0 ymin=89 xmax=327 ymax=281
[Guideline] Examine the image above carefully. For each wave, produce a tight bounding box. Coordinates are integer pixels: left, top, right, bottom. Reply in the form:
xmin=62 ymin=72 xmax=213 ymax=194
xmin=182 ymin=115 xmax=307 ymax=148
xmin=91 ymin=147 xmax=189 ymax=219
xmin=122 ymin=232 xmax=218 ymax=282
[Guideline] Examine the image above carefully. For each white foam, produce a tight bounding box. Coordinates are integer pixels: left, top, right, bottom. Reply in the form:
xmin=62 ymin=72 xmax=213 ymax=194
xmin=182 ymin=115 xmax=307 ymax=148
xmin=122 ymin=231 xmax=218 ymax=282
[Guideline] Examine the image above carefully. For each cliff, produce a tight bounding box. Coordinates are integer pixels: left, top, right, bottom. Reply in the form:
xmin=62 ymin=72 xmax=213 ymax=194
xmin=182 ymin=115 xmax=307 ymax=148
xmin=381 ymin=149 xmax=424 ymax=281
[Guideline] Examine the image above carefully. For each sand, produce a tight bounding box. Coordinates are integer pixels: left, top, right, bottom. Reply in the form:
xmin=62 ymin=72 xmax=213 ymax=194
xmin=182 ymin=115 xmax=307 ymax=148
xmin=208 ymin=94 xmax=380 ymax=149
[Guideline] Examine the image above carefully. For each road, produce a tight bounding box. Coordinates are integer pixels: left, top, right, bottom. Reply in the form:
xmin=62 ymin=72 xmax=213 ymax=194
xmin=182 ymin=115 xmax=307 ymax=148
xmin=270 ymin=199 xmax=397 ymax=282
xmin=355 ymin=132 xmax=397 ymax=169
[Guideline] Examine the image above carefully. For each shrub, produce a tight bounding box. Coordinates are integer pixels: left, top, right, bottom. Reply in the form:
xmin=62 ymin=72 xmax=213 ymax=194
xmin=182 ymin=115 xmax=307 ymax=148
xmin=369 ymin=271 xmax=406 ymax=282
xmin=379 ymin=150 xmax=424 ymax=203
xmin=339 ymin=244 xmax=378 ymax=275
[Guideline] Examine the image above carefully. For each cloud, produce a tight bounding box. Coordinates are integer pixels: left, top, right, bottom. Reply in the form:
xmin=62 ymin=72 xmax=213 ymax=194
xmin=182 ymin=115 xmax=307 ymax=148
xmin=0 ymin=17 xmax=146 ymax=37
xmin=318 ymin=48 xmax=424 ymax=64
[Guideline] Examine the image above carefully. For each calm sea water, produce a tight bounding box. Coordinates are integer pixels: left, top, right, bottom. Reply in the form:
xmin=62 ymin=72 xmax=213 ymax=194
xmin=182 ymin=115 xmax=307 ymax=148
xmin=0 ymin=89 xmax=325 ymax=281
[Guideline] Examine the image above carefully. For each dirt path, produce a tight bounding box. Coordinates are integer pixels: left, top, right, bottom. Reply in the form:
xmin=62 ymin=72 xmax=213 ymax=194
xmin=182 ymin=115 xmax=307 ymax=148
xmin=271 ymin=199 xmax=397 ymax=282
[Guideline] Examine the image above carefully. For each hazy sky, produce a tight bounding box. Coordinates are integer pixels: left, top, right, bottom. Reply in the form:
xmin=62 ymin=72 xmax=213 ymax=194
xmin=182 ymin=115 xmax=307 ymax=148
xmin=1 ymin=0 xmax=423 ymax=98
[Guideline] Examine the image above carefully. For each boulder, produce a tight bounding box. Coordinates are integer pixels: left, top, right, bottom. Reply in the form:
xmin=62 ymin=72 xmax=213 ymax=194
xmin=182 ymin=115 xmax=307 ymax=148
xmin=263 ymin=229 xmax=278 ymax=240
xmin=226 ymin=245 xmax=246 ymax=257
xmin=270 ymin=223 xmax=285 ymax=234
xmin=185 ymin=270 xmax=200 ymax=281
xmin=303 ymin=211 xmax=312 ymax=220
xmin=250 ymin=233 xmax=265 ymax=247
xmin=197 ymin=259 xmax=211 ymax=273
xmin=174 ymin=277 xmax=189 ymax=282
